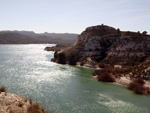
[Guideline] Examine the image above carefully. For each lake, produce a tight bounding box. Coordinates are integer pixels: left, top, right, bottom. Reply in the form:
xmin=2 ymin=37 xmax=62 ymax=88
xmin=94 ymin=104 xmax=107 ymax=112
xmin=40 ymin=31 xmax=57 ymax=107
xmin=0 ymin=44 xmax=150 ymax=113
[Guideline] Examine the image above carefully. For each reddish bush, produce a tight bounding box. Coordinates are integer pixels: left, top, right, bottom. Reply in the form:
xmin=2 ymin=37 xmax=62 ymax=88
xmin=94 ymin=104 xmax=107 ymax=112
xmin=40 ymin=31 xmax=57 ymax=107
xmin=27 ymin=101 xmax=47 ymax=113
xmin=92 ymin=69 xmax=110 ymax=76
xmin=97 ymin=72 xmax=115 ymax=82
xmin=128 ymin=79 xmax=145 ymax=94
xmin=135 ymin=78 xmax=145 ymax=85
xmin=98 ymin=63 xmax=105 ymax=68
xmin=0 ymin=86 xmax=6 ymax=92
xmin=92 ymin=70 xmax=101 ymax=76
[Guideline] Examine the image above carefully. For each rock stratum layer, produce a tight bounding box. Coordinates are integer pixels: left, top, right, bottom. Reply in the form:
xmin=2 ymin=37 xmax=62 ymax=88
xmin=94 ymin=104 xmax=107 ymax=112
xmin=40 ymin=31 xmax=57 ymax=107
xmin=65 ymin=25 xmax=150 ymax=65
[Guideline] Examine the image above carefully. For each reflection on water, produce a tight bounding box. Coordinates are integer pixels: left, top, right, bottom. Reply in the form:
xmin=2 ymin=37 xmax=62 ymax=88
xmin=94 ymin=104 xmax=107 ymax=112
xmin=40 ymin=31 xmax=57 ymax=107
xmin=0 ymin=44 xmax=150 ymax=113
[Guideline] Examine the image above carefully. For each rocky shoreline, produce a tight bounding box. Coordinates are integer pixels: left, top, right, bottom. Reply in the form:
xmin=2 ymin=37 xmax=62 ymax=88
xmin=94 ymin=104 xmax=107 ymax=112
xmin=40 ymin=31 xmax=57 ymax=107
xmin=0 ymin=89 xmax=47 ymax=113
xmin=47 ymin=24 xmax=150 ymax=95
xmin=0 ymin=92 xmax=29 ymax=113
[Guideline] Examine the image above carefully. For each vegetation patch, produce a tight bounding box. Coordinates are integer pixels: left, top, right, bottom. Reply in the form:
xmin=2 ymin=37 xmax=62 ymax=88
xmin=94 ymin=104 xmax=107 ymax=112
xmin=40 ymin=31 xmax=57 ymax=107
xmin=127 ymin=79 xmax=146 ymax=94
xmin=97 ymin=72 xmax=115 ymax=82
xmin=0 ymin=86 xmax=6 ymax=93
xmin=27 ymin=101 xmax=47 ymax=113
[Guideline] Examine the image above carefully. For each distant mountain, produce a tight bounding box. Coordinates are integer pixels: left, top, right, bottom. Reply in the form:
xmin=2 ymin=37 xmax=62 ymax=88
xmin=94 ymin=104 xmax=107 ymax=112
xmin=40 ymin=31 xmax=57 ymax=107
xmin=0 ymin=30 xmax=78 ymax=44
xmin=0 ymin=31 xmax=52 ymax=44
xmin=41 ymin=32 xmax=78 ymax=44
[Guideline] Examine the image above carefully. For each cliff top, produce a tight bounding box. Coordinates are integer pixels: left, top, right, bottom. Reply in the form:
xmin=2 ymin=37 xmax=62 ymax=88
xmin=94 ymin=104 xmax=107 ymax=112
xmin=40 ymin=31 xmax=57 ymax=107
xmin=82 ymin=25 xmax=118 ymax=36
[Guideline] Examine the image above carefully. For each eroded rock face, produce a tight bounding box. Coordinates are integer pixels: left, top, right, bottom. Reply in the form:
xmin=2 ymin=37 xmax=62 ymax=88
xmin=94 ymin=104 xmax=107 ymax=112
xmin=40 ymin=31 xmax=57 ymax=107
xmin=69 ymin=25 xmax=119 ymax=62
xmin=67 ymin=25 xmax=150 ymax=65
xmin=105 ymin=35 xmax=150 ymax=64
xmin=0 ymin=92 xmax=29 ymax=113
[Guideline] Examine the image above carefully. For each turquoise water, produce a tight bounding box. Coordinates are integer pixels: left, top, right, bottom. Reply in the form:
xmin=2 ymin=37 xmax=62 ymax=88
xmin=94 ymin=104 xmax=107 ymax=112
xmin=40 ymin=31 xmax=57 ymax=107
xmin=0 ymin=44 xmax=150 ymax=113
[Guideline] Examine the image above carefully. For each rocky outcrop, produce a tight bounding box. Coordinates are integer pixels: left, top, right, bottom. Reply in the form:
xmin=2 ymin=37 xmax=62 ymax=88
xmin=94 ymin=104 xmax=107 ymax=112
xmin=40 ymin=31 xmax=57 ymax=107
xmin=63 ymin=25 xmax=150 ymax=65
xmin=105 ymin=33 xmax=150 ymax=65
xmin=0 ymin=92 xmax=46 ymax=113
xmin=0 ymin=92 xmax=29 ymax=113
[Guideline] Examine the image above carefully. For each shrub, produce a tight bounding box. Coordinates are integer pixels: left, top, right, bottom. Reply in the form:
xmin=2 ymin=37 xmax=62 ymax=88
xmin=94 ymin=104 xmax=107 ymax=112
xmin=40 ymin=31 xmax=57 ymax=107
xmin=24 ymin=98 xmax=28 ymax=102
xmin=97 ymin=72 xmax=115 ymax=82
xmin=92 ymin=70 xmax=102 ymax=76
xmin=29 ymin=98 xmax=32 ymax=105
xmin=92 ymin=68 xmax=112 ymax=76
xmin=128 ymin=79 xmax=145 ymax=94
xmin=0 ymin=86 xmax=6 ymax=92
xmin=27 ymin=102 xmax=46 ymax=113
xmin=98 ymin=63 xmax=105 ymax=68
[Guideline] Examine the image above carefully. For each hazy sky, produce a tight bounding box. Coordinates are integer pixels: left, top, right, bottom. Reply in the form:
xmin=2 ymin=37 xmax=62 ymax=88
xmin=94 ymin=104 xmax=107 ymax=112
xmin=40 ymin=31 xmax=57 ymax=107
xmin=0 ymin=0 xmax=150 ymax=34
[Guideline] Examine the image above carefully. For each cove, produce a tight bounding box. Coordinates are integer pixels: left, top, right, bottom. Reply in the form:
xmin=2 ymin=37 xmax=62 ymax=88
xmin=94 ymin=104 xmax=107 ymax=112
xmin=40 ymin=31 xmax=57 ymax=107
xmin=0 ymin=44 xmax=150 ymax=113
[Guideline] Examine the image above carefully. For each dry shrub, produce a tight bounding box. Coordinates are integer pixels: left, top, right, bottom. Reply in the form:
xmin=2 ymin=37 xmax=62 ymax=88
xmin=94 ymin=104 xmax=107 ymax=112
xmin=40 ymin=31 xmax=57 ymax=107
xmin=128 ymin=79 xmax=145 ymax=94
xmin=93 ymin=66 xmax=128 ymax=82
xmin=111 ymin=68 xmax=126 ymax=78
xmin=92 ymin=70 xmax=101 ymax=76
xmin=24 ymin=98 xmax=28 ymax=102
xmin=97 ymin=72 xmax=115 ymax=82
xmin=0 ymin=86 xmax=6 ymax=92
xmin=98 ymin=63 xmax=106 ymax=68
xmin=92 ymin=68 xmax=113 ymax=76
xmin=29 ymin=98 xmax=32 ymax=105
xmin=27 ymin=102 xmax=45 ymax=113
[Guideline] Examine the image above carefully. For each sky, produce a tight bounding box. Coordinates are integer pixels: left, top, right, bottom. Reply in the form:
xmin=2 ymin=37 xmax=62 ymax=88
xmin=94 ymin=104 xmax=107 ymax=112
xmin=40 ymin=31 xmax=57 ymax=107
xmin=0 ymin=0 xmax=150 ymax=34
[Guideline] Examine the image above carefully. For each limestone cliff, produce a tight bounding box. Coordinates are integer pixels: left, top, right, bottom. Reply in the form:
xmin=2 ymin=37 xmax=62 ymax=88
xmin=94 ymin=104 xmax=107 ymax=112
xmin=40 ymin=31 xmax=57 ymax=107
xmin=63 ymin=25 xmax=150 ymax=65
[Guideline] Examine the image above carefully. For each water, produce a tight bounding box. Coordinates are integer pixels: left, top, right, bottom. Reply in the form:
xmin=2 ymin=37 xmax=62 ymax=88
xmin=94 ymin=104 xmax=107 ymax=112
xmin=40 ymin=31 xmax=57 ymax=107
xmin=0 ymin=44 xmax=150 ymax=113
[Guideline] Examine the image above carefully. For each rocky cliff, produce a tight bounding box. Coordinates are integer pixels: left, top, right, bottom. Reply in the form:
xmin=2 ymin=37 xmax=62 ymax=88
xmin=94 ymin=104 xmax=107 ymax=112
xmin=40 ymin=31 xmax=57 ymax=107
xmin=62 ymin=25 xmax=150 ymax=65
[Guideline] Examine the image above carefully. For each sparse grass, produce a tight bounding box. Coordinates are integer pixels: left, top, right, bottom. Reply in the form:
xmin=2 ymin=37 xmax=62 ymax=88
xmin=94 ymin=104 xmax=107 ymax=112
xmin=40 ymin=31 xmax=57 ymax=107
xmin=24 ymin=98 xmax=28 ymax=102
xmin=29 ymin=98 xmax=32 ymax=105
xmin=0 ymin=86 xmax=49 ymax=113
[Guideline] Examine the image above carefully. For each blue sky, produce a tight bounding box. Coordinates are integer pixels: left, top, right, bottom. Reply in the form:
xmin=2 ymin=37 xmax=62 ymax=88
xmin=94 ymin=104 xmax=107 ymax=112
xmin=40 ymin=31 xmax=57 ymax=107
xmin=0 ymin=0 xmax=150 ymax=34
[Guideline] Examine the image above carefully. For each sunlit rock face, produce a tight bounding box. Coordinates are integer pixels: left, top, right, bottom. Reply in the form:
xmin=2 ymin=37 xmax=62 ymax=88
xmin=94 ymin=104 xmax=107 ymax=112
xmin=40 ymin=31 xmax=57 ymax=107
xmin=67 ymin=25 xmax=150 ymax=65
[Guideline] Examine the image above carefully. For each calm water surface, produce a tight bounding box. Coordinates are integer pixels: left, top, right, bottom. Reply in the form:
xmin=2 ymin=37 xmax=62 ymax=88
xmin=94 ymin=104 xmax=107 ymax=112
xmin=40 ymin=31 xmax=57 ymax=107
xmin=0 ymin=44 xmax=150 ymax=113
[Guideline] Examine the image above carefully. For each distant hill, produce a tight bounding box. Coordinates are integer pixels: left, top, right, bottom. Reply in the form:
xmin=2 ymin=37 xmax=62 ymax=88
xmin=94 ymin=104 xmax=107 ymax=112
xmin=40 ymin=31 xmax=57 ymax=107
xmin=0 ymin=31 xmax=52 ymax=44
xmin=41 ymin=32 xmax=78 ymax=44
xmin=0 ymin=30 xmax=78 ymax=44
